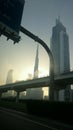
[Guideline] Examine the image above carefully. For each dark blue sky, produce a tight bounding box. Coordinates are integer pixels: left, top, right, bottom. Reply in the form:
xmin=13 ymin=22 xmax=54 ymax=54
xmin=0 ymin=0 xmax=73 ymax=85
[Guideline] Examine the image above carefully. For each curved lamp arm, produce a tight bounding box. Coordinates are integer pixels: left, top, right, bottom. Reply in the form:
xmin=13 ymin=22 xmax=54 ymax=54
xmin=20 ymin=26 xmax=54 ymax=101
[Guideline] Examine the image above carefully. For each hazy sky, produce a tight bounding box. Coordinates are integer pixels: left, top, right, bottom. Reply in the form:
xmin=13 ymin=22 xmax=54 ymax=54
xmin=0 ymin=0 xmax=73 ymax=86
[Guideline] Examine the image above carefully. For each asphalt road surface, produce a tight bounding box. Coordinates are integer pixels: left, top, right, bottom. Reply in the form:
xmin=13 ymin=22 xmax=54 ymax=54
xmin=0 ymin=107 xmax=73 ymax=130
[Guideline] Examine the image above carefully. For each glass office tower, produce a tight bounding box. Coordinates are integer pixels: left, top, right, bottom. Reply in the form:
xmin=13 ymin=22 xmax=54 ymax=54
xmin=50 ymin=18 xmax=71 ymax=101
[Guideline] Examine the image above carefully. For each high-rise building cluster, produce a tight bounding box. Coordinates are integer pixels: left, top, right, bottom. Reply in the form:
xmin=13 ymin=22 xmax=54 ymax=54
xmin=2 ymin=18 xmax=73 ymax=101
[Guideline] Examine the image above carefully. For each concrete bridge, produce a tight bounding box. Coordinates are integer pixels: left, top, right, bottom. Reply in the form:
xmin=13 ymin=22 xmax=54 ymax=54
xmin=0 ymin=71 xmax=73 ymax=101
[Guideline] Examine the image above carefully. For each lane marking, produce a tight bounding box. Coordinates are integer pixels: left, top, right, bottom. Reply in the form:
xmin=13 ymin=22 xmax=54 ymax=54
xmin=0 ymin=109 xmax=58 ymax=130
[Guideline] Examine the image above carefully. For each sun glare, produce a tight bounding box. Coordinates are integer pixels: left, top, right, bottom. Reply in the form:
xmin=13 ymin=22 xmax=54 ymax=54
xmin=14 ymin=67 xmax=48 ymax=82
xmin=19 ymin=72 xmax=28 ymax=81
xmin=18 ymin=68 xmax=33 ymax=81
xmin=39 ymin=68 xmax=48 ymax=78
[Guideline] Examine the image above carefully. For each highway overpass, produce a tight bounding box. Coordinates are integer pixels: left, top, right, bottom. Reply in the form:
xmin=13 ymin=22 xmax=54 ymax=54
xmin=0 ymin=71 xmax=73 ymax=93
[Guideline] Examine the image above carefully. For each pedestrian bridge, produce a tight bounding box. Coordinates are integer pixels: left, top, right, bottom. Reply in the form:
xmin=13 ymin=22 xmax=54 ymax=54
xmin=0 ymin=71 xmax=73 ymax=93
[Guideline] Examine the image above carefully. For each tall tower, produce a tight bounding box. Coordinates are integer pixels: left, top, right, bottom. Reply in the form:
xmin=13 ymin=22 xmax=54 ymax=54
xmin=6 ymin=69 xmax=13 ymax=84
xmin=26 ymin=44 xmax=43 ymax=99
xmin=5 ymin=69 xmax=14 ymax=97
xmin=33 ymin=44 xmax=43 ymax=99
xmin=50 ymin=18 xmax=71 ymax=101
xmin=34 ymin=44 xmax=39 ymax=78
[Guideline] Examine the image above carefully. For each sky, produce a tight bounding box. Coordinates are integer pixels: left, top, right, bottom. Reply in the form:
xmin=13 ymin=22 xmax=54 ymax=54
xmin=0 ymin=0 xmax=73 ymax=89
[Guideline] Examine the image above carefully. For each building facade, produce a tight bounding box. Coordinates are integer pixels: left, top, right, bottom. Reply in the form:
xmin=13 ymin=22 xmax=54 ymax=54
xmin=50 ymin=18 xmax=71 ymax=101
xmin=2 ymin=69 xmax=16 ymax=97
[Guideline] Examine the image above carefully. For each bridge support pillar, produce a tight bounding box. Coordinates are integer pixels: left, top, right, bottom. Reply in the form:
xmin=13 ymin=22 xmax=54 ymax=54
xmin=54 ymin=89 xmax=59 ymax=101
xmin=0 ymin=93 xmax=2 ymax=99
xmin=49 ymin=81 xmax=55 ymax=101
xmin=49 ymin=71 xmax=55 ymax=101
xmin=16 ymin=91 xmax=20 ymax=103
xmin=64 ymin=85 xmax=72 ymax=102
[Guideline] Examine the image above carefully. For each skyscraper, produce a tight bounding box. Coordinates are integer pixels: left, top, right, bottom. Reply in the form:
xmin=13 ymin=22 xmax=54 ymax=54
xmin=50 ymin=18 xmax=71 ymax=101
xmin=6 ymin=69 xmax=13 ymax=84
xmin=5 ymin=69 xmax=15 ymax=97
xmin=34 ymin=44 xmax=39 ymax=78
xmin=26 ymin=44 xmax=43 ymax=99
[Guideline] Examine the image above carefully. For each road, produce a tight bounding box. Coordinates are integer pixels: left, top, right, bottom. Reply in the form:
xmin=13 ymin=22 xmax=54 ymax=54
xmin=0 ymin=107 xmax=73 ymax=130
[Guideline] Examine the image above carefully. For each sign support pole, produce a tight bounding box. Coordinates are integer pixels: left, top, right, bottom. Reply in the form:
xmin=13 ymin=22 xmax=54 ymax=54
xmin=20 ymin=26 xmax=55 ymax=101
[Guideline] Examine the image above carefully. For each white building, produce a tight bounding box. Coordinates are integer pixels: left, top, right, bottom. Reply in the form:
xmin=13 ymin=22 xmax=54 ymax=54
xmin=2 ymin=69 xmax=16 ymax=98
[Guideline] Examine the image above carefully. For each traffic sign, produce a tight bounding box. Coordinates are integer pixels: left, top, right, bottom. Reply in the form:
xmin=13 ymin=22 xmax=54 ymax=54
xmin=0 ymin=0 xmax=25 ymax=43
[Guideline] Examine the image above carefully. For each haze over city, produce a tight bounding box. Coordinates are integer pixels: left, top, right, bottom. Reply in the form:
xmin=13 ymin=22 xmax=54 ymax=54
xmin=0 ymin=0 xmax=73 ymax=92
xmin=0 ymin=2 xmax=73 ymax=129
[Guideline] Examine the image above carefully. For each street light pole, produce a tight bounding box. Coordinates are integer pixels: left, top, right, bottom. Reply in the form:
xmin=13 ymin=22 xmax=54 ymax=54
xmin=20 ymin=26 xmax=54 ymax=101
